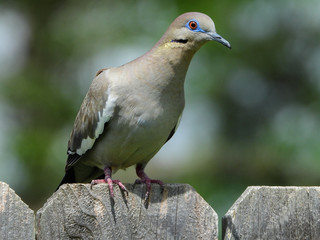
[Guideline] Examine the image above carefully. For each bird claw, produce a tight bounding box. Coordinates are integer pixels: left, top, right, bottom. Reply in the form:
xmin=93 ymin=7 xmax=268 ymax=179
xmin=135 ymin=164 xmax=164 ymax=201
xmin=135 ymin=178 xmax=164 ymax=201
xmin=91 ymin=178 xmax=128 ymax=198
xmin=113 ymin=179 xmax=129 ymax=196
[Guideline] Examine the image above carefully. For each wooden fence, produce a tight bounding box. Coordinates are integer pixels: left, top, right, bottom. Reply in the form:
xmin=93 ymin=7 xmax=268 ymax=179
xmin=0 ymin=181 xmax=319 ymax=239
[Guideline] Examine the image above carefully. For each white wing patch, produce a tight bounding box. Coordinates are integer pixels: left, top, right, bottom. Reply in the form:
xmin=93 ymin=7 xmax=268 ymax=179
xmin=95 ymin=93 xmax=117 ymax=137
xmin=76 ymin=137 xmax=95 ymax=155
xmin=76 ymin=91 xmax=118 ymax=155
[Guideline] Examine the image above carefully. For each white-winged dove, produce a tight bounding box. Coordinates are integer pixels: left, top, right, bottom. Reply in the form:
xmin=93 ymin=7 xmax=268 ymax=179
xmin=58 ymin=12 xmax=231 ymax=199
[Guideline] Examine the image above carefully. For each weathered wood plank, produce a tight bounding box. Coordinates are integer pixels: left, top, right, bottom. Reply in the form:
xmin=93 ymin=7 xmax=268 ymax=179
xmin=222 ymin=186 xmax=320 ymax=240
xmin=0 ymin=181 xmax=35 ymax=239
xmin=36 ymin=183 xmax=218 ymax=240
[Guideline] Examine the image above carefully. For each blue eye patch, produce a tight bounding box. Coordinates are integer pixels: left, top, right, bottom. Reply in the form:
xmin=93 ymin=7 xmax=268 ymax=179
xmin=185 ymin=19 xmax=206 ymax=33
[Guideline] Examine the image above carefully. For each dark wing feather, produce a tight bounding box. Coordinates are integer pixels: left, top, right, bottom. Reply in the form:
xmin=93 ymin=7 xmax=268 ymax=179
xmin=166 ymin=125 xmax=176 ymax=143
xmin=165 ymin=114 xmax=182 ymax=143
xmin=65 ymin=151 xmax=81 ymax=171
xmin=66 ymin=69 xmax=111 ymax=169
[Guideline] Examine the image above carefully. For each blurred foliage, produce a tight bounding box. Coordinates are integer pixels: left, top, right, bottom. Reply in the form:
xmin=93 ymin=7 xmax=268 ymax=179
xmin=0 ymin=0 xmax=320 ymax=228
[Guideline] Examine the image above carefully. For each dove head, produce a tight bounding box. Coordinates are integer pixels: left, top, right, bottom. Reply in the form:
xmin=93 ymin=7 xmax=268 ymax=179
xmin=159 ymin=12 xmax=231 ymax=51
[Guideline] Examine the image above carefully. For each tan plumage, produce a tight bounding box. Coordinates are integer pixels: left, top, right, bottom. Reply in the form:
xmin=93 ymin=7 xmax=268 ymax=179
xmin=58 ymin=12 xmax=231 ymax=199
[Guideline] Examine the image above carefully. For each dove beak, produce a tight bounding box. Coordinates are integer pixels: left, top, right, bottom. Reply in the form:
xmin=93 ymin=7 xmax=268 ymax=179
xmin=208 ymin=32 xmax=231 ymax=49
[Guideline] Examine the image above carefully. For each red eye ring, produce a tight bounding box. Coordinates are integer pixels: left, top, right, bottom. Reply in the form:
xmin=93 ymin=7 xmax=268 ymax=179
xmin=188 ymin=21 xmax=198 ymax=30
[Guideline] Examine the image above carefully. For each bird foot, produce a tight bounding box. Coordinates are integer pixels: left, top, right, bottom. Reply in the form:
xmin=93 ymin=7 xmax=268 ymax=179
xmin=134 ymin=178 xmax=164 ymax=201
xmin=135 ymin=164 xmax=164 ymax=201
xmin=91 ymin=178 xmax=128 ymax=198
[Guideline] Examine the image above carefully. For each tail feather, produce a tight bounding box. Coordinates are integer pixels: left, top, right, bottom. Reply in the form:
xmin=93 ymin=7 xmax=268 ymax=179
xmin=56 ymin=164 xmax=104 ymax=191
xmin=56 ymin=168 xmax=75 ymax=191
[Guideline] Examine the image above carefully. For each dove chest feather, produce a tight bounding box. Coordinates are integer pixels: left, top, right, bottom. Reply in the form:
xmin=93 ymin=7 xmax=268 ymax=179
xmin=86 ymin=81 xmax=184 ymax=169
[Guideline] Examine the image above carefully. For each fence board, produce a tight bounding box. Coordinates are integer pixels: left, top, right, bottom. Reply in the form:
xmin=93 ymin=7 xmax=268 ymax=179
xmin=3 ymin=181 xmax=319 ymax=239
xmin=36 ymin=183 xmax=218 ymax=240
xmin=222 ymin=186 xmax=320 ymax=240
xmin=0 ymin=182 xmax=34 ymax=240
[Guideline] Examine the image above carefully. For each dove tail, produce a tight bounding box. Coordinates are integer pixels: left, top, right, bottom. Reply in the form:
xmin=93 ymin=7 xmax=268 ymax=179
xmin=56 ymin=168 xmax=76 ymax=191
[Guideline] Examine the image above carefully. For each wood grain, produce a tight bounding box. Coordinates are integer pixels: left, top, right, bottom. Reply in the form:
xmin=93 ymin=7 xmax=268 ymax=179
xmin=222 ymin=186 xmax=320 ymax=240
xmin=36 ymin=183 xmax=218 ymax=239
xmin=0 ymin=182 xmax=34 ymax=239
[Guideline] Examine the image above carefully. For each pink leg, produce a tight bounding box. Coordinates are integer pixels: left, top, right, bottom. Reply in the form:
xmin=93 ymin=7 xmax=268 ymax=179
xmin=91 ymin=167 xmax=128 ymax=198
xmin=135 ymin=164 xmax=164 ymax=201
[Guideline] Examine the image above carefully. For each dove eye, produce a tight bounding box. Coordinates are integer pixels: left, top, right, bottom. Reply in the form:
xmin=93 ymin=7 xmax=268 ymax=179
xmin=186 ymin=20 xmax=205 ymax=32
xmin=188 ymin=21 xmax=198 ymax=30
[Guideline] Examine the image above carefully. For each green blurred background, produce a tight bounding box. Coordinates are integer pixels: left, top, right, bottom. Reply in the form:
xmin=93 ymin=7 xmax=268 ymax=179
xmin=1 ymin=0 xmax=320 ymax=228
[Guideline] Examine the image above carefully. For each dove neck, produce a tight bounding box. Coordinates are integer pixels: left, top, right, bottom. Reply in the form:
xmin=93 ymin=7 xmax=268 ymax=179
xmin=141 ymin=48 xmax=192 ymax=91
